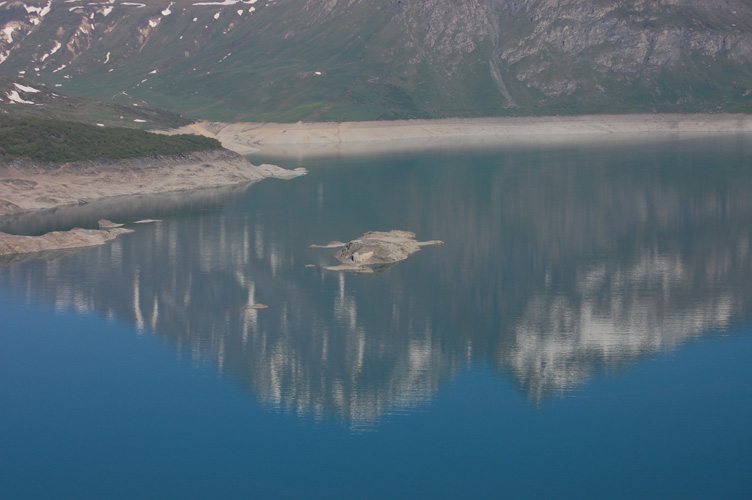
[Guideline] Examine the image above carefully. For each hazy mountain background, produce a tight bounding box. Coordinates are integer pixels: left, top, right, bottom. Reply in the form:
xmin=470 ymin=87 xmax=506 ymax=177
xmin=2 ymin=0 xmax=752 ymax=122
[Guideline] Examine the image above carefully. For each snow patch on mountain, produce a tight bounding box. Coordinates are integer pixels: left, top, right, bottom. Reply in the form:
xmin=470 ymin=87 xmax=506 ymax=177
xmin=14 ymin=83 xmax=40 ymax=93
xmin=6 ymin=90 xmax=35 ymax=104
xmin=40 ymin=41 xmax=61 ymax=62
xmin=2 ymin=26 xmax=15 ymax=44
xmin=23 ymin=1 xmax=51 ymax=17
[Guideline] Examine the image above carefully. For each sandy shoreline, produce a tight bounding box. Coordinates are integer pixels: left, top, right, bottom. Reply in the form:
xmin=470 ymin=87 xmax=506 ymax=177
xmin=173 ymin=114 xmax=752 ymax=157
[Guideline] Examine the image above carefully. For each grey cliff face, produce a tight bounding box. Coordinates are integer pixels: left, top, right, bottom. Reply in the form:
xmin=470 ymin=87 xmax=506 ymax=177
xmin=394 ymin=0 xmax=752 ymax=102
xmin=493 ymin=0 xmax=752 ymax=99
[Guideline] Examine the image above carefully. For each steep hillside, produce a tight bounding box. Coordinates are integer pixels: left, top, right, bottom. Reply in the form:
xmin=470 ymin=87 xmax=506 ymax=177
xmin=0 ymin=76 xmax=191 ymax=127
xmin=1 ymin=0 xmax=751 ymax=121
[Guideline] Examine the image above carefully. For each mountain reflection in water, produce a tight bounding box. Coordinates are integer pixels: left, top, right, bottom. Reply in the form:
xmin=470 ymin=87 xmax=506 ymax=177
xmin=2 ymin=136 xmax=751 ymax=427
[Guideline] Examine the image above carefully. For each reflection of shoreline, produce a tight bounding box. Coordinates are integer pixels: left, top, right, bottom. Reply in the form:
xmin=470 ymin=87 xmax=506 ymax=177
xmin=0 ymin=182 xmax=254 ymax=236
xmin=174 ymin=114 xmax=752 ymax=157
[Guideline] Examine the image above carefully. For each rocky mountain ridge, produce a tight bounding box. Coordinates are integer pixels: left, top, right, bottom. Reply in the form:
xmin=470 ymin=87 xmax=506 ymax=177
xmin=1 ymin=0 xmax=751 ymax=121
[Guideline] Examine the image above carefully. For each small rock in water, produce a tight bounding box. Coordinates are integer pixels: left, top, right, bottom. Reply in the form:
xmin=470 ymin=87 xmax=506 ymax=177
xmin=309 ymin=241 xmax=345 ymax=249
xmin=312 ymin=230 xmax=443 ymax=273
xmin=98 ymin=219 xmax=123 ymax=229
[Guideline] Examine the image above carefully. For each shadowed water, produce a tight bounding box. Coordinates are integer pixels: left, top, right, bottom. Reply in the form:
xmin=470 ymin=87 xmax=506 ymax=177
xmin=1 ymin=135 xmax=751 ymax=498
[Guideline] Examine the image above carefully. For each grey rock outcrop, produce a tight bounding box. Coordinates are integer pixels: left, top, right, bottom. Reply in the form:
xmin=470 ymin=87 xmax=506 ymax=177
xmin=317 ymin=230 xmax=443 ymax=273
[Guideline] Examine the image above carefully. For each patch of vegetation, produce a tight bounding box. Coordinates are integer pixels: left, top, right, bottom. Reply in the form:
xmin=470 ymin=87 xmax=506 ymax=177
xmin=0 ymin=77 xmax=192 ymax=130
xmin=0 ymin=117 xmax=222 ymax=163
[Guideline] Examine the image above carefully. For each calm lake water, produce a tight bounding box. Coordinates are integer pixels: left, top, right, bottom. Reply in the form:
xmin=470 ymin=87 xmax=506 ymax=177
xmin=1 ymin=135 xmax=751 ymax=499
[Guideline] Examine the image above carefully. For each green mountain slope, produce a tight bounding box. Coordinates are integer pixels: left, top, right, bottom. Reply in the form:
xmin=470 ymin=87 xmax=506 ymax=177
xmin=2 ymin=0 xmax=752 ymax=122
xmin=0 ymin=76 xmax=191 ymax=128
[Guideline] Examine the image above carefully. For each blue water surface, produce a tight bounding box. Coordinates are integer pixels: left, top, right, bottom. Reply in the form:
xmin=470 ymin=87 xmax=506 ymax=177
xmin=2 ymin=136 xmax=752 ymax=499
xmin=3 ymin=297 xmax=750 ymax=499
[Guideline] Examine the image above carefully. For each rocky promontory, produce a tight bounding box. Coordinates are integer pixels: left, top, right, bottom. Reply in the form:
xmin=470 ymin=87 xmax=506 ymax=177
xmin=0 ymin=149 xmax=306 ymax=258
xmin=0 ymin=149 xmax=306 ymax=216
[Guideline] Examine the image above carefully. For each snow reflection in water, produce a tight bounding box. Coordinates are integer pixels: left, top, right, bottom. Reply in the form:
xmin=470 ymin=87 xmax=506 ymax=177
xmin=2 ymin=136 xmax=752 ymax=428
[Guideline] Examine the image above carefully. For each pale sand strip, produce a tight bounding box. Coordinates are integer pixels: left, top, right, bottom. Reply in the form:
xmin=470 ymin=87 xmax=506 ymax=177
xmin=173 ymin=114 xmax=752 ymax=157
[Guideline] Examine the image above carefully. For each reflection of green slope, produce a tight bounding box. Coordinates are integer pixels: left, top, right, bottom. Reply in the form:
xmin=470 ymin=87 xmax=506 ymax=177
xmin=2 ymin=138 xmax=752 ymax=424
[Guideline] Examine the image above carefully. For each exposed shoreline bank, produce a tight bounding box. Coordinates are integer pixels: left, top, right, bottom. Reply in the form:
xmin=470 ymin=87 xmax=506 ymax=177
xmin=172 ymin=114 xmax=752 ymax=157
xmin=0 ymin=149 xmax=305 ymax=257
xmin=0 ymin=149 xmax=305 ymax=217
xmin=2 ymin=113 xmax=750 ymax=258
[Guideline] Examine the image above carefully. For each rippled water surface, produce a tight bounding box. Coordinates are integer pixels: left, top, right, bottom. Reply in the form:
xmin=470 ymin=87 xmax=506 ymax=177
xmin=2 ymin=136 xmax=751 ymax=499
